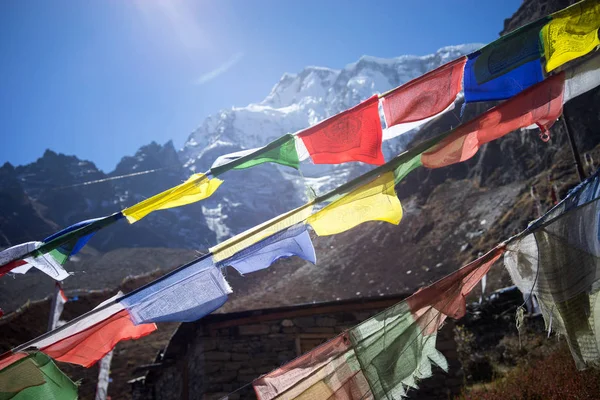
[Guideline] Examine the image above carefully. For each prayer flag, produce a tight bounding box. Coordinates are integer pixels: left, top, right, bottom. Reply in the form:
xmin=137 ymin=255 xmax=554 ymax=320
xmin=122 ymin=174 xmax=222 ymax=223
xmin=210 ymin=134 xmax=300 ymax=176
xmin=307 ymin=172 xmax=402 ymax=236
xmin=0 ymin=242 xmax=41 ymax=276
xmin=542 ymin=0 xmax=600 ymax=72
xmin=297 ymin=95 xmax=384 ymax=165
xmin=41 ymin=214 xmax=124 ymax=264
xmin=564 ymin=51 xmax=600 ymax=103
xmin=393 ymin=154 xmax=423 ymax=184
xmin=254 ymin=248 xmax=502 ymax=400
xmin=22 ymin=294 xmax=156 ymax=368
xmin=48 ymin=283 xmax=68 ymax=331
xmin=505 ymin=169 xmax=600 ymax=369
xmin=211 ymin=204 xmax=314 ymax=262
xmin=0 ymin=352 xmax=77 ymax=400
xmin=473 ymin=18 xmax=547 ymax=84
xmin=464 ymin=55 xmax=544 ymax=103
xmin=381 ymin=57 xmax=466 ymax=139
xmin=217 ymin=224 xmax=316 ymax=275
xmin=422 ymin=72 xmax=565 ymax=169
xmin=120 ymin=256 xmax=231 ymax=324
xmin=10 ymin=253 xmax=70 ymax=282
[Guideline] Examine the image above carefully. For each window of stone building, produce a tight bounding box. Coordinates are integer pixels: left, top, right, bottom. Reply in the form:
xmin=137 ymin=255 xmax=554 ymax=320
xmin=295 ymin=333 xmax=335 ymax=356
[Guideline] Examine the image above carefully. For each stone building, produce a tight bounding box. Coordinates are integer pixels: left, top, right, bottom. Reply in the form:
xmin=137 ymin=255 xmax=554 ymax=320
xmin=130 ymin=294 xmax=463 ymax=399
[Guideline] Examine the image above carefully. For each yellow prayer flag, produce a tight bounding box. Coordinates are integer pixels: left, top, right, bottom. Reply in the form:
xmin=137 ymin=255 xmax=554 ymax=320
xmin=542 ymin=0 xmax=600 ymax=72
xmin=307 ymin=171 xmax=402 ymax=236
xmin=210 ymin=204 xmax=313 ymax=262
xmin=122 ymin=173 xmax=222 ymax=223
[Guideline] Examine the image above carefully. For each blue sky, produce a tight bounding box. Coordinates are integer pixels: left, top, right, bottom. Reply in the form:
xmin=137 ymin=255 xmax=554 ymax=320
xmin=0 ymin=0 xmax=522 ymax=172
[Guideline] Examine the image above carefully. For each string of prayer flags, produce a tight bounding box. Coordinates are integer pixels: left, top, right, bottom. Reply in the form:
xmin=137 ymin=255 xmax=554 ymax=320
xmin=564 ymin=51 xmax=600 ymax=103
xmin=211 ymin=204 xmax=314 ymax=262
xmin=307 ymin=171 xmax=402 ymax=236
xmin=17 ymin=294 xmax=155 ymax=368
xmin=216 ymin=224 xmax=316 ymax=275
xmin=541 ymin=0 xmax=600 ymax=72
xmin=422 ymin=72 xmax=565 ymax=169
xmin=463 ymin=55 xmax=544 ymax=103
xmin=119 ymin=256 xmax=231 ymax=324
xmin=381 ymin=57 xmax=466 ymax=140
xmin=473 ymin=18 xmax=547 ymax=84
xmin=297 ymin=95 xmax=384 ymax=165
xmin=210 ymin=134 xmax=300 ymax=176
xmin=122 ymin=173 xmax=222 ymax=223
xmin=505 ymin=168 xmax=600 ymax=369
xmin=254 ymin=248 xmax=503 ymax=399
xmin=0 ymin=352 xmax=77 ymax=400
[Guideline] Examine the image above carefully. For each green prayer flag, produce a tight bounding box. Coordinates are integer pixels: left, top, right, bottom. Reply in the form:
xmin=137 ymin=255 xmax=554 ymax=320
xmin=0 ymin=353 xmax=77 ymax=400
xmin=210 ymin=134 xmax=300 ymax=176
xmin=393 ymin=154 xmax=423 ymax=184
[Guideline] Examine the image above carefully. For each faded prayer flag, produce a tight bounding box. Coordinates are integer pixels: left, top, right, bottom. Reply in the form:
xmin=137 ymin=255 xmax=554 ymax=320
xmin=217 ymin=224 xmax=316 ymax=275
xmin=307 ymin=171 xmax=402 ymax=236
xmin=122 ymin=173 xmax=222 ymax=223
xmin=120 ymin=256 xmax=231 ymax=324
xmin=211 ymin=204 xmax=314 ymax=262
xmin=541 ymin=0 xmax=600 ymax=72
xmin=48 ymin=283 xmax=68 ymax=331
xmin=10 ymin=253 xmax=71 ymax=282
xmin=0 ymin=242 xmax=41 ymax=276
xmin=254 ymin=248 xmax=502 ymax=399
xmin=210 ymin=134 xmax=300 ymax=176
xmin=0 ymin=352 xmax=77 ymax=400
xmin=297 ymin=95 xmax=384 ymax=165
xmin=473 ymin=18 xmax=547 ymax=84
xmin=564 ymin=51 xmax=600 ymax=103
xmin=381 ymin=57 xmax=466 ymax=139
xmin=464 ymin=55 xmax=544 ymax=103
xmin=422 ymin=72 xmax=565 ymax=169
xmin=505 ymin=169 xmax=600 ymax=369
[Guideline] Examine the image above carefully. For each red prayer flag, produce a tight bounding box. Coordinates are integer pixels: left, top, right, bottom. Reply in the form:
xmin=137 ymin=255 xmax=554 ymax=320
xmin=41 ymin=309 xmax=156 ymax=368
xmin=297 ymin=95 xmax=384 ymax=165
xmin=422 ymin=72 xmax=565 ymax=169
xmin=0 ymin=259 xmax=27 ymax=278
xmin=406 ymin=246 xmax=504 ymax=334
xmin=382 ymin=57 xmax=467 ymax=127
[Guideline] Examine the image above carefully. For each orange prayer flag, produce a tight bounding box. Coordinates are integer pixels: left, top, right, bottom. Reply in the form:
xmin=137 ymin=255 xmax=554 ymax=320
xmin=421 ymin=72 xmax=565 ymax=169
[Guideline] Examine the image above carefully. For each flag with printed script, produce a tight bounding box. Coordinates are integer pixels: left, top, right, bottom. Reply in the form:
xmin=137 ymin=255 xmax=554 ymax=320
xmin=9 ymin=252 xmax=70 ymax=282
xmin=254 ymin=248 xmax=503 ymax=399
xmin=564 ymin=51 xmax=600 ymax=103
xmin=307 ymin=171 xmax=402 ymax=236
xmin=216 ymin=224 xmax=316 ymax=275
xmin=122 ymin=173 xmax=222 ymax=223
xmin=542 ymin=0 xmax=600 ymax=72
xmin=297 ymin=95 xmax=384 ymax=165
xmin=41 ymin=213 xmax=124 ymax=264
xmin=120 ymin=256 xmax=231 ymax=324
xmin=211 ymin=204 xmax=314 ymax=262
xmin=464 ymin=54 xmax=544 ymax=103
xmin=473 ymin=18 xmax=547 ymax=84
xmin=0 ymin=242 xmax=41 ymax=277
xmin=210 ymin=134 xmax=300 ymax=176
xmin=505 ymin=168 xmax=600 ymax=369
xmin=422 ymin=72 xmax=565 ymax=169
xmin=381 ymin=57 xmax=466 ymax=140
xmin=0 ymin=352 xmax=77 ymax=400
xmin=20 ymin=293 xmax=156 ymax=368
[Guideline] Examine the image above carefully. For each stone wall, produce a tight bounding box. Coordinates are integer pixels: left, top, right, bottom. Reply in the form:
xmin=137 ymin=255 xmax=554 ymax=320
xmin=131 ymin=296 xmax=463 ymax=400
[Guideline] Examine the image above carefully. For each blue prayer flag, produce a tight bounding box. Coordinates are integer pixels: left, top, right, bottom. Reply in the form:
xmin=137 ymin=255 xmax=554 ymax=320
xmin=119 ymin=256 xmax=231 ymax=324
xmin=464 ymin=54 xmax=544 ymax=103
xmin=217 ymin=224 xmax=316 ymax=275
